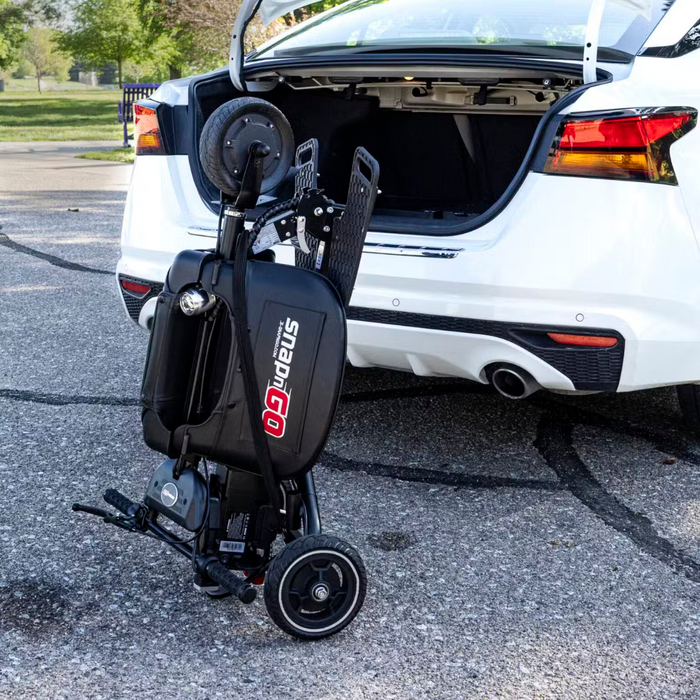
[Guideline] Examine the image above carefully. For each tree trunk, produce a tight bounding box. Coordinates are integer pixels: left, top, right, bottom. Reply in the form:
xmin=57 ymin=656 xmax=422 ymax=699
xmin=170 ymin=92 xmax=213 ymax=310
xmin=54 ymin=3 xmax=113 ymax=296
xmin=169 ymin=65 xmax=182 ymax=80
xmin=117 ymin=59 xmax=122 ymax=88
xmin=36 ymin=71 xmax=41 ymax=93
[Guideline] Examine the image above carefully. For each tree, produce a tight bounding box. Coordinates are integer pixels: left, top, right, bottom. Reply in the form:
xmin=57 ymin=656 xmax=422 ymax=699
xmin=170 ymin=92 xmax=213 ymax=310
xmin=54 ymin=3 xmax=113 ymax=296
xmin=136 ymin=0 xmax=195 ymax=80
xmin=0 ymin=0 xmax=27 ymax=70
xmin=58 ymin=0 xmax=144 ymax=87
xmin=166 ymin=0 xmax=282 ymax=70
xmin=142 ymin=0 xmax=277 ymax=75
xmin=21 ymin=27 xmax=69 ymax=91
xmin=139 ymin=0 xmax=349 ymax=78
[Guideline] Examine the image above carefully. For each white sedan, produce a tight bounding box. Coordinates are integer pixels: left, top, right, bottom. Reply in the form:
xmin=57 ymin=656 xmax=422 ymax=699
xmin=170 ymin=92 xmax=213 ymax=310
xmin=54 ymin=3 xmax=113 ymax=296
xmin=117 ymin=0 xmax=700 ymax=429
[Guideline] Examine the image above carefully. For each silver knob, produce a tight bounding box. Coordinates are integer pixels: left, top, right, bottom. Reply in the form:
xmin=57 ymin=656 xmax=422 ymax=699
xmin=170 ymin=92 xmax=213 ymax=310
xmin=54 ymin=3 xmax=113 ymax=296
xmin=180 ymin=289 xmax=216 ymax=316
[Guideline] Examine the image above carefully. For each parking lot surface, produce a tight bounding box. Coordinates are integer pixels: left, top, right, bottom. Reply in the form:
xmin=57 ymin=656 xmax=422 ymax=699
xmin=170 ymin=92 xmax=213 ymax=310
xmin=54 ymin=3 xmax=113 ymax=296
xmin=1 ymin=144 xmax=700 ymax=699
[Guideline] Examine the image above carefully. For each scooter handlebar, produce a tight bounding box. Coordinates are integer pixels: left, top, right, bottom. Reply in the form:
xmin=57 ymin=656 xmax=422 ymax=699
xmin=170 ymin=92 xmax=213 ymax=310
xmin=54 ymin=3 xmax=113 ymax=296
xmin=104 ymin=488 xmax=139 ymax=517
xmin=205 ymin=561 xmax=257 ymax=604
xmin=102 ymin=490 xmax=256 ymax=604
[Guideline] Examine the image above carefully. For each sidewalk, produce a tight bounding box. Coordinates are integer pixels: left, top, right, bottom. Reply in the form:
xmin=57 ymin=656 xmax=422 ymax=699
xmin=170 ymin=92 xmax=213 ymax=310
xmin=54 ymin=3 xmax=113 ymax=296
xmin=0 ymin=140 xmax=124 ymax=154
xmin=0 ymin=141 xmax=132 ymax=194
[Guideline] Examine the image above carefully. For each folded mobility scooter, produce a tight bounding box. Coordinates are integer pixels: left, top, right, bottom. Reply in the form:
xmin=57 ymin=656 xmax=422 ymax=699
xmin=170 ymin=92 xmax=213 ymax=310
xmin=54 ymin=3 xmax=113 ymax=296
xmin=74 ymin=97 xmax=380 ymax=639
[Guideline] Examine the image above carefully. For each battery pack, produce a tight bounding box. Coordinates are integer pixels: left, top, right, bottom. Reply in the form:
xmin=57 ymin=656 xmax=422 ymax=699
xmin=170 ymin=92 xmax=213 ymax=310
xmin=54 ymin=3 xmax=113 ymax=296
xmin=144 ymin=459 xmax=208 ymax=531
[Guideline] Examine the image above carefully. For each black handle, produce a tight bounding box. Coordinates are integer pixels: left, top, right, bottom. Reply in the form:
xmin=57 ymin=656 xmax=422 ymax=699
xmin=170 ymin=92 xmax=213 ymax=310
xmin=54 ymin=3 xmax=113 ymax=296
xmin=104 ymin=488 xmax=139 ymax=517
xmin=72 ymin=503 xmax=112 ymax=518
xmin=205 ymin=561 xmax=257 ymax=604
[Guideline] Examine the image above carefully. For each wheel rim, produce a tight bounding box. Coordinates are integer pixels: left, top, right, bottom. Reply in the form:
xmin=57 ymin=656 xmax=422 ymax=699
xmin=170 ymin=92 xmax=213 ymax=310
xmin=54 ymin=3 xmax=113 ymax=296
xmin=278 ymin=550 xmax=361 ymax=634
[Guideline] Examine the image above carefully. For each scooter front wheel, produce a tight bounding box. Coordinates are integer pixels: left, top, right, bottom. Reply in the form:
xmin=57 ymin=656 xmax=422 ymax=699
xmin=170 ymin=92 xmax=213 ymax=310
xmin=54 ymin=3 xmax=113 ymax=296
xmin=264 ymin=534 xmax=367 ymax=640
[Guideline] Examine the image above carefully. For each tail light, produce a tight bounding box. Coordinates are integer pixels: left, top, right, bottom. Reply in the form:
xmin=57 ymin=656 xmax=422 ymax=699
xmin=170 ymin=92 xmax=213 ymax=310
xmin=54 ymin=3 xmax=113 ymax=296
xmin=134 ymin=103 xmax=165 ymax=155
xmin=544 ymin=109 xmax=697 ymax=185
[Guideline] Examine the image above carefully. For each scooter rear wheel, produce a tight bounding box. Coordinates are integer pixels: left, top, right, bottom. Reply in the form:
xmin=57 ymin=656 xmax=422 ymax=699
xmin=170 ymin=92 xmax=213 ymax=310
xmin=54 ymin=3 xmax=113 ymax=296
xmin=199 ymin=97 xmax=294 ymax=197
xmin=264 ymin=534 xmax=367 ymax=640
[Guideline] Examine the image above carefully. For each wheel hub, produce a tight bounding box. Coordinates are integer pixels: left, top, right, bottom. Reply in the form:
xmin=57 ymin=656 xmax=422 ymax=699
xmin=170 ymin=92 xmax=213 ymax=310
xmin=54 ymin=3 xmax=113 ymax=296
xmin=311 ymin=582 xmax=330 ymax=602
xmin=223 ymin=115 xmax=283 ymax=181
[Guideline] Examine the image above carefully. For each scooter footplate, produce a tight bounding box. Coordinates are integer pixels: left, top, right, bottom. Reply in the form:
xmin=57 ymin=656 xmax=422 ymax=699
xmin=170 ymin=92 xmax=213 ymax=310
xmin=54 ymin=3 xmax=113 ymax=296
xmin=294 ymin=139 xmax=321 ymax=271
xmin=326 ymin=148 xmax=380 ymax=308
xmin=294 ymin=138 xmax=319 ymax=193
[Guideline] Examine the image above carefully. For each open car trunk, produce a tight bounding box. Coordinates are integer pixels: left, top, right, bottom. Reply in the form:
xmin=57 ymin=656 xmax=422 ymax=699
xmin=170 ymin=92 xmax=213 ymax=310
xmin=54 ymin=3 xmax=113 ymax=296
xmin=199 ymin=0 xmax=661 ymax=235
xmin=191 ymin=70 xmax=580 ymax=235
xmin=266 ymin=87 xmax=542 ymax=224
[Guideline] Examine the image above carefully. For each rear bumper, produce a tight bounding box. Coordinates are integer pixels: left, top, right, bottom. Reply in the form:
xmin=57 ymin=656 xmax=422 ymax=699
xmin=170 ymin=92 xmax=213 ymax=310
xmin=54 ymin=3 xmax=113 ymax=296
xmin=117 ymin=274 xmax=606 ymax=391
xmin=347 ymin=308 xmax=623 ymax=391
xmin=117 ymin=258 xmax=694 ymax=395
xmin=119 ymin=156 xmax=700 ymax=393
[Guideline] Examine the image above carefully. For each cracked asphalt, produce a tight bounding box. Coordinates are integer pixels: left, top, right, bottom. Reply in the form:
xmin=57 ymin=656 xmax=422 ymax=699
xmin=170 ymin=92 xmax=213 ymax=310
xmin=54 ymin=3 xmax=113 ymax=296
xmin=2 ymin=143 xmax=700 ymax=699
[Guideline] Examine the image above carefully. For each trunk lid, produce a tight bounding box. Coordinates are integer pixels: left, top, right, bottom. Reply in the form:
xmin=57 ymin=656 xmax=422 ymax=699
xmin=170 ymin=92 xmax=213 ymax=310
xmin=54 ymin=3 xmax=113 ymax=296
xmin=229 ymin=0 xmax=661 ymax=91
xmin=230 ymin=0 xmax=315 ymax=90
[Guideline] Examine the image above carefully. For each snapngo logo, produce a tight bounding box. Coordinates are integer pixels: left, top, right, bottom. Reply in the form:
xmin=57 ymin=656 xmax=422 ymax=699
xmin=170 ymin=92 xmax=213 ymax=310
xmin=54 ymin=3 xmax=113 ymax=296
xmin=263 ymin=317 xmax=299 ymax=438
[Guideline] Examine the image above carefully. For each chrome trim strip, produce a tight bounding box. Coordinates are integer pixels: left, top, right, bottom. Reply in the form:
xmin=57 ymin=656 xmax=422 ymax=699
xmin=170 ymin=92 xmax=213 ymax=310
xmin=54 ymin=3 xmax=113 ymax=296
xmin=363 ymin=242 xmax=464 ymax=259
xmin=187 ymin=228 xmax=463 ymax=259
xmin=188 ymin=226 xmax=217 ymax=238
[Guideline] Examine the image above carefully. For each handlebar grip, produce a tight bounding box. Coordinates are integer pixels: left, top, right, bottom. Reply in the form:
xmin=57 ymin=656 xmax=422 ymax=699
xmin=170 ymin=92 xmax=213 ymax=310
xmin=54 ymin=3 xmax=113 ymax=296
xmin=104 ymin=488 xmax=139 ymax=516
xmin=205 ymin=561 xmax=257 ymax=604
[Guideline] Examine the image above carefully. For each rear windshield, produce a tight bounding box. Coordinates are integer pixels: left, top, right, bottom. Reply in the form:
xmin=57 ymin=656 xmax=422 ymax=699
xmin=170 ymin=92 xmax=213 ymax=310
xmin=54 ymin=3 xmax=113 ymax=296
xmin=252 ymin=0 xmax=676 ymax=61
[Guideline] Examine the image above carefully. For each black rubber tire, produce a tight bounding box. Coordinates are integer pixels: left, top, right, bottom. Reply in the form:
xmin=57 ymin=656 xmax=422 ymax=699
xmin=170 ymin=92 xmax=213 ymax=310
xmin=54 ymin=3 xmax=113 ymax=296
xmin=677 ymin=384 xmax=700 ymax=435
xmin=264 ymin=534 xmax=367 ymax=640
xmin=199 ymin=97 xmax=294 ymax=197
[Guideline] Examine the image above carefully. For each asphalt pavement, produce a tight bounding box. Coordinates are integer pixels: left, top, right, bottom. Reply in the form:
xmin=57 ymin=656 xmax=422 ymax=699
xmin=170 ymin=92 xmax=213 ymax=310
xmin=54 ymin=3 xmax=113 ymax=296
xmin=1 ymin=143 xmax=700 ymax=699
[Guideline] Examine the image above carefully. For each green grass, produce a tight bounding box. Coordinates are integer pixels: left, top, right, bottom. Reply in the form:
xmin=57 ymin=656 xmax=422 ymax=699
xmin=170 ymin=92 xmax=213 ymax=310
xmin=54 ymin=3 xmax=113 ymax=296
xmin=2 ymin=77 xmax=118 ymax=92
xmin=0 ymin=90 xmax=123 ymax=141
xmin=75 ymin=148 xmax=135 ymax=163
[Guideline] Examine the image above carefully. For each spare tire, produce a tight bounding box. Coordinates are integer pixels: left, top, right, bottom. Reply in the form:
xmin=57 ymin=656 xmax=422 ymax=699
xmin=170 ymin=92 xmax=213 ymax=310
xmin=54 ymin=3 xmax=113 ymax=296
xmin=199 ymin=97 xmax=295 ymax=197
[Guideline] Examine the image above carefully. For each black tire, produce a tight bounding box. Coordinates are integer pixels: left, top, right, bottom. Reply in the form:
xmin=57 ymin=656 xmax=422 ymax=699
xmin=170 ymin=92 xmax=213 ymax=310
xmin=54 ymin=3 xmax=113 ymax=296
xmin=677 ymin=384 xmax=700 ymax=435
xmin=199 ymin=97 xmax=295 ymax=197
xmin=264 ymin=534 xmax=367 ymax=640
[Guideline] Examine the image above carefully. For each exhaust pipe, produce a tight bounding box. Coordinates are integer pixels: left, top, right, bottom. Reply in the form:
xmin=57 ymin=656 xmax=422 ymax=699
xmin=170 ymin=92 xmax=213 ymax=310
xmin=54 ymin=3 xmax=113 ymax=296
xmin=491 ymin=364 xmax=541 ymax=400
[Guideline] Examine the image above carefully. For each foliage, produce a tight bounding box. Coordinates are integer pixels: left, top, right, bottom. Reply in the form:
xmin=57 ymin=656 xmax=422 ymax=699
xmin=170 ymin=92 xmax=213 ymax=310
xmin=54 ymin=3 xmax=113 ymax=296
xmin=137 ymin=0 xmax=280 ymax=75
xmin=135 ymin=0 xmax=192 ymax=79
xmin=137 ymin=0 xmax=349 ymax=76
xmin=122 ymin=58 xmax=168 ymax=84
xmin=51 ymin=51 xmax=71 ymax=81
xmin=12 ymin=58 xmax=33 ymax=79
xmin=21 ymin=27 xmax=71 ymax=92
xmin=58 ymin=0 xmax=145 ymax=86
xmin=22 ymin=0 xmax=348 ymax=87
xmin=0 ymin=0 xmax=63 ymax=71
xmin=0 ymin=0 xmax=27 ymax=70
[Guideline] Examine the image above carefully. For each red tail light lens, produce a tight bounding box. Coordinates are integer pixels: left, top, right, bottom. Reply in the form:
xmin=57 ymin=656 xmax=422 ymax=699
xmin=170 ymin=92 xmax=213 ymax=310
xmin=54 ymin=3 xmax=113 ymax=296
xmin=121 ymin=279 xmax=152 ymax=297
xmin=544 ymin=109 xmax=697 ymax=184
xmin=134 ymin=104 xmax=165 ymax=155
